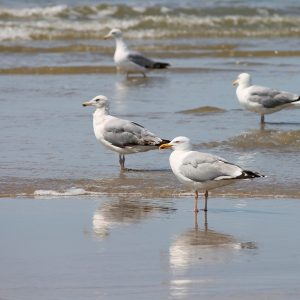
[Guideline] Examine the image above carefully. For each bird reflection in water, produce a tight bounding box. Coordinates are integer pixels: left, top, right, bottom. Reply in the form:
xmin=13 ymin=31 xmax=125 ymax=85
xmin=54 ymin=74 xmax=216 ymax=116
xmin=114 ymin=75 xmax=168 ymax=106
xmin=169 ymin=212 xmax=257 ymax=270
xmin=92 ymin=195 xmax=175 ymax=238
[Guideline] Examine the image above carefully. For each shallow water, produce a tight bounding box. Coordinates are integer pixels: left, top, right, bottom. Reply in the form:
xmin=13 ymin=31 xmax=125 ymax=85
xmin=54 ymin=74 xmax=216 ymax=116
xmin=1 ymin=196 xmax=300 ymax=300
xmin=1 ymin=1 xmax=300 ymax=298
xmin=1 ymin=69 xmax=300 ymax=198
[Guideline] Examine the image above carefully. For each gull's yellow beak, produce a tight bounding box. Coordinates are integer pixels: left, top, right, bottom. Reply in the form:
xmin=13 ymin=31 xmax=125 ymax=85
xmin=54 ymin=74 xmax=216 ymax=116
xmin=159 ymin=143 xmax=172 ymax=150
xmin=104 ymin=34 xmax=111 ymax=40
xmin=82 ymin=101 xmax=92 ymax=107
xmin=232 ymin=79 xmax=238 ymax=86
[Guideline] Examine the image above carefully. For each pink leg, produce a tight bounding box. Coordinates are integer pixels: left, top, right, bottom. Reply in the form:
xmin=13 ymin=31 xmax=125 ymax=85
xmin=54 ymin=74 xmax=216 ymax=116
xmin=194 ymin=190 xmax=199 ymax=213
xmin=203 ymin=190 xmax=208 ymax=212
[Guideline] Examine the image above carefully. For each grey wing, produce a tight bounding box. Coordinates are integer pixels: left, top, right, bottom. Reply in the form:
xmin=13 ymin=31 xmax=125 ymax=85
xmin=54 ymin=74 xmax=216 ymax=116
xmin=248 ymin=85 xmax=299 ymax=108
xmin=127 ymin=52 xmax=154 ymax=69
xmin=103 ymin=118 xmax=162 ymax=148
xmin=179 ymin=152 xmax=242 ymax=182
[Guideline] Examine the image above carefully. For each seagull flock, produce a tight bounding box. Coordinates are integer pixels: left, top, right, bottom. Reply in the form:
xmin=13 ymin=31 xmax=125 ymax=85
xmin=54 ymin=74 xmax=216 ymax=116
xmin=83 ymin=28 xmax=299 ymax=212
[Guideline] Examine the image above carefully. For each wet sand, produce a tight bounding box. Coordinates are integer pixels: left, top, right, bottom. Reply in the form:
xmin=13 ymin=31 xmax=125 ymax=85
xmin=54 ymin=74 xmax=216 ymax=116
xmin=0 ymin=195 xmax=300 ymax=300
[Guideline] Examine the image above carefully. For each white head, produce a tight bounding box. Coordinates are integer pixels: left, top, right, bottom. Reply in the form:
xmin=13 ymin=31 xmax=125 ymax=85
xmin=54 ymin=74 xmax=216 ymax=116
xmin=82 ymin=95 xmax=109 ymax=109
xmin=159 ymin=136 xmax=192 ymax=151
xmin=104 ymin=28 xmax=123 ymax=40
xmin=233 ymin=73 xmax=252 ymax=88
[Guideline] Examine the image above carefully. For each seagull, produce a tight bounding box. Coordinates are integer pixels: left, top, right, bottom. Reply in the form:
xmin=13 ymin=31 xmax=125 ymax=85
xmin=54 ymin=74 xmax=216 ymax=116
xmin=233 ymin=73 xmax=300 ymax=124
xmin=83 ymin=95 xmax=170 ymax=170
xmin=104 ymin=28 xmax=170 ymax=77
xmin=160 ymin=136 xmax=263 ymax=212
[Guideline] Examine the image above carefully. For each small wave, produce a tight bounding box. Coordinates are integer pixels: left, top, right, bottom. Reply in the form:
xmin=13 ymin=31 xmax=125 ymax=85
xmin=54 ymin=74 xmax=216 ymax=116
xmin=1 ymin=174 xmax=300 ymax=199
xmin=202 ymin=129 xmax=300 ymax=150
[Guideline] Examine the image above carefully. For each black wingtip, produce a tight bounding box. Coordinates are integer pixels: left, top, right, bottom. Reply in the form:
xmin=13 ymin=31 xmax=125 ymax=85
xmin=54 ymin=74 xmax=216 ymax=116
xmin=153 ymin=62 xmax=170 ymax=69
xmin=290 ymin=96 xmax=300 ymax=103
xmin=236 ymin=170 xmax=265 ymax=179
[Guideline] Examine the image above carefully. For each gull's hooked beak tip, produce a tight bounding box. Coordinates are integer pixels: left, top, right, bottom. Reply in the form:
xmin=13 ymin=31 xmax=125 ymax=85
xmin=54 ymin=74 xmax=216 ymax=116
xmin=232 ymin=79 xmax=238 ymax=86
xmin=159 ymin=143 xmax=172 ymax=150
xmin=82 ymin=101 xmax=90 ymax=107
xmin=104 ymin=34 xmax=110 ymax=40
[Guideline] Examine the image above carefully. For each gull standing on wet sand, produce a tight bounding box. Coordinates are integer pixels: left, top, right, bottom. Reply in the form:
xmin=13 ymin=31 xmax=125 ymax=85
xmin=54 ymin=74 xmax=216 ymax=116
xmin=160 ymin=136 xmax=264 ymax=212
xmin=233 ymin=73 xmax=300 ymax=124
xmin=83 ymin=95 xmax=169 ymax=170
xmin=104 ymin=28 xmax=170 ymax=77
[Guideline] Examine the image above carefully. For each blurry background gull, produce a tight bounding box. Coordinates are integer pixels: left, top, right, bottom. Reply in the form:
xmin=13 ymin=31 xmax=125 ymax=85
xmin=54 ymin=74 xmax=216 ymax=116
xmin=104 ymin=28 xmax=170 ymax=77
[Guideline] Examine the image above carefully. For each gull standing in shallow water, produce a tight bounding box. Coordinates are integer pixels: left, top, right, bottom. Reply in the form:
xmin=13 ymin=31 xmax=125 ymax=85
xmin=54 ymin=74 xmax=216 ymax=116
xmin=83 ymin=95 xmax=170 ymax=170
xmin=104 ymin=28 xmax=170 ymax=77
xmin=160 ymin=136 xmax=264 ymax=212
xmin=233 ymin=73 xmax=300 ymax=124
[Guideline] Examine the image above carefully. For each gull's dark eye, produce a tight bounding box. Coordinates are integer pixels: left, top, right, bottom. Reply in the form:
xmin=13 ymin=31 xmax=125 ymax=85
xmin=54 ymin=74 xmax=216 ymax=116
xmin=95 ymin=99 xmax=100 ymax=102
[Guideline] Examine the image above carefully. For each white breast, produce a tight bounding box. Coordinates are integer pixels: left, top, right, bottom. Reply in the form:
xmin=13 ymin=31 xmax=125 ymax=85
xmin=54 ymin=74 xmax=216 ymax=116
xmin=113 ymin=39 xmax=146 ymax=73
xmin=237 ymin=86 xmax=263 ymax=113
xmin=169 ymin=151 xmax=193 ymax=184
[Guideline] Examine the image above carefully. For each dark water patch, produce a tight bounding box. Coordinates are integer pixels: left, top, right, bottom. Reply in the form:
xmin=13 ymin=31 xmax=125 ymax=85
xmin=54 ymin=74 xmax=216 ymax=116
xmin=2 ymin=42 xmax=300 ymax=59
xmin=0 ymin=66 xmax=115 ymax=75
xmin=178 ymin=106 xmax=226 ymax=115
xmin=0 ymin=66 xmax=229 ymax=75
xmin=0 ymin=44 xmax=112 ymax=54
xmin=0 ymin=43 xmax=237 ymax=54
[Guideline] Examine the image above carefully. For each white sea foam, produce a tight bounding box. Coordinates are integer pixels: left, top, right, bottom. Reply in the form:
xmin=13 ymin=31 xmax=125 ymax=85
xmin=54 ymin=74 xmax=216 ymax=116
xmin=33 ymin=187 xmax=102 ymax=197
xmin=0 ymin=5 xmax=68 ymax=18
xmin=0 ymin=26 xmax=31 ymax=41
